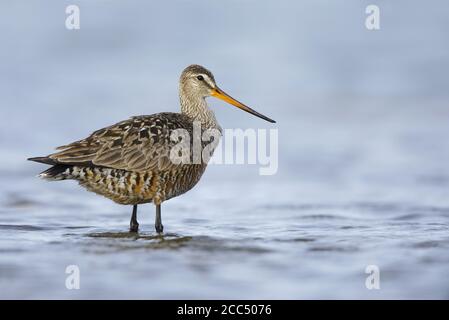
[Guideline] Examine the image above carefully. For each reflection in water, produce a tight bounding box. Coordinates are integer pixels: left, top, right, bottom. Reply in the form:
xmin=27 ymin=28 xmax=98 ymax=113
xmin=84 ymin=232 xmax=271 ymax=253
xmin=86 ymin=232 xmax=193 ymax=250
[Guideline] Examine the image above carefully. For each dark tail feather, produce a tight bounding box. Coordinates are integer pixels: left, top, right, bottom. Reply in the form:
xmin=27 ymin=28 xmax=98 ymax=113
xmin=38 ymin=164 xmax=72 ymax=181
xmin=29 ymin=156 xmax=73 ymax=180
xmin=28 ymin=156 xmax=58 ymax=165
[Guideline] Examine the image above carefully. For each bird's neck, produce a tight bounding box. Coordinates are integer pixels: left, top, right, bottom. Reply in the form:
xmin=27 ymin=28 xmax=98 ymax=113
xmin=180 ymin=93 xmax=220 ymax=130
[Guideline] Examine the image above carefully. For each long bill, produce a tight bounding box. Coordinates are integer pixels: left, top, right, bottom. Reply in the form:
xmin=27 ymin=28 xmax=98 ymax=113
xmin=211 ymin=87 xmax=276 ymax=123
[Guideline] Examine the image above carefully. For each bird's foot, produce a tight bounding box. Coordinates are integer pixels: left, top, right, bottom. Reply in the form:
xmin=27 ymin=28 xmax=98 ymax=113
xmin=130 ymin=221 xmax=139 ymax=233
xmin=155 ymin=223 xmax=164 ymax=234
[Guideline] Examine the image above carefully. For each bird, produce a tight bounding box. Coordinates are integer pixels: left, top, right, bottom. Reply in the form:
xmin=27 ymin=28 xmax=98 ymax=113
xmin=28 ymin=65 xmax=275 ymax=234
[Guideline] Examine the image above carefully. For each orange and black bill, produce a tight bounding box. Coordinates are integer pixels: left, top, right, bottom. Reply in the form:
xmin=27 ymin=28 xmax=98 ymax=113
xmin=211 ymin=88 xmax=276 ymax=123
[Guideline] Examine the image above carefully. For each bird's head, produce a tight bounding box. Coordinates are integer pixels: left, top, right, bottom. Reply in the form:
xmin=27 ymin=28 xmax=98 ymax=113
xmin=180 ymin=64 xmax=275 ymax=123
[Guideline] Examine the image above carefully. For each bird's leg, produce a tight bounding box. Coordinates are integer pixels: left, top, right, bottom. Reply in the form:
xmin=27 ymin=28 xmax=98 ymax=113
xmin=155 ymin=204 xmax=163 ymax=234
xmin=129 ymin=204 xmax=139 ymax=233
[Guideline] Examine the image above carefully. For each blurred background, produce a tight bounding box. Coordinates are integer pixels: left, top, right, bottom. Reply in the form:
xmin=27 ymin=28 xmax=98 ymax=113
xmin=0 ymin=0 xmax=448 ymax=299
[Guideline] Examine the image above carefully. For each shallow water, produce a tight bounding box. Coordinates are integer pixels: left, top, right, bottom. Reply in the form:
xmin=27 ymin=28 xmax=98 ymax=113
xmin=2 ymin=151 xmax=449 ymax=299
xmin=1 ymin=1 xmax=449 ymax=299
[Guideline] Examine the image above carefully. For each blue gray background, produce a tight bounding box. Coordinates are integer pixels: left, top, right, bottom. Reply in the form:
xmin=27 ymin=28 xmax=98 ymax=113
xmin=0 ymin=0 xmax=448 ymax=299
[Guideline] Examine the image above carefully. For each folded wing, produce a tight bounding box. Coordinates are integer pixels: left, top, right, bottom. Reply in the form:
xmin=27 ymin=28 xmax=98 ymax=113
xmin=43 ymin=113 xmax=192 ymax=172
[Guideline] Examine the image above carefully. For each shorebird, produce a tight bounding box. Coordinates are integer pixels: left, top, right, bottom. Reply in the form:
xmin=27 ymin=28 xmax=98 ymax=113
xmin=28 ymin=65 xmax=275 ymax=233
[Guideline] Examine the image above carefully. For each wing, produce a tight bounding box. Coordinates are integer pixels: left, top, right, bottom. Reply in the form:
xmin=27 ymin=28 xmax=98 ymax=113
xmin=48 ymin=112 xmax=193 ymax=172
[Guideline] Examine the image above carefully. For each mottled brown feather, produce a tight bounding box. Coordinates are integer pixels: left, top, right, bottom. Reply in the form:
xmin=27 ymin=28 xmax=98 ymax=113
xmin=49 ymin=112 xmax=197 ymax=172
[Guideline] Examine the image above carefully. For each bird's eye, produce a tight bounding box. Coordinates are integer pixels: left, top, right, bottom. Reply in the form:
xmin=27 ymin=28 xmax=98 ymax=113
xmin=197 ymin=75 xmax=204 ymax=81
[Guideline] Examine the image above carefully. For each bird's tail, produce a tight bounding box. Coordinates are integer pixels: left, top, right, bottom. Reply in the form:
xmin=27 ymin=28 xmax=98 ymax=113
xmin=28 ymin=156 xmax=71 ymax=181
xmin=27 ymin=156 xmax=57 ymax=165
xmin=37 ymin=164 xmax=72 ymax=181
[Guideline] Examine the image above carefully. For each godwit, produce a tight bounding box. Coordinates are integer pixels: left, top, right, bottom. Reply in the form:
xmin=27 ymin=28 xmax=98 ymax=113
xmin=28 ymin=65 xmax=275 ymax=233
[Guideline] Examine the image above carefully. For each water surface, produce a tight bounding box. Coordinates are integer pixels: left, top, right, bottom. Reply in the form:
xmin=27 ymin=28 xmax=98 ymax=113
xmin=1 ymin=1 xmax=449 ymax=299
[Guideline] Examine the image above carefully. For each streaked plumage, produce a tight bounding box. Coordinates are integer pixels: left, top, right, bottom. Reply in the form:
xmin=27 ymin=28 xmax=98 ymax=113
xmin=33 ymin=113 xmax=208 ymax=205
xmin=29 ymin=64 xmax=275 ymax=233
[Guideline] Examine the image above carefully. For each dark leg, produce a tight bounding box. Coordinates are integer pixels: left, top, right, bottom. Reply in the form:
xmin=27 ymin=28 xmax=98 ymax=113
xmin=130 ymin=204 xmax=139 ymax=232
xmin=155 ymin=204 xmax=163 ymax=234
